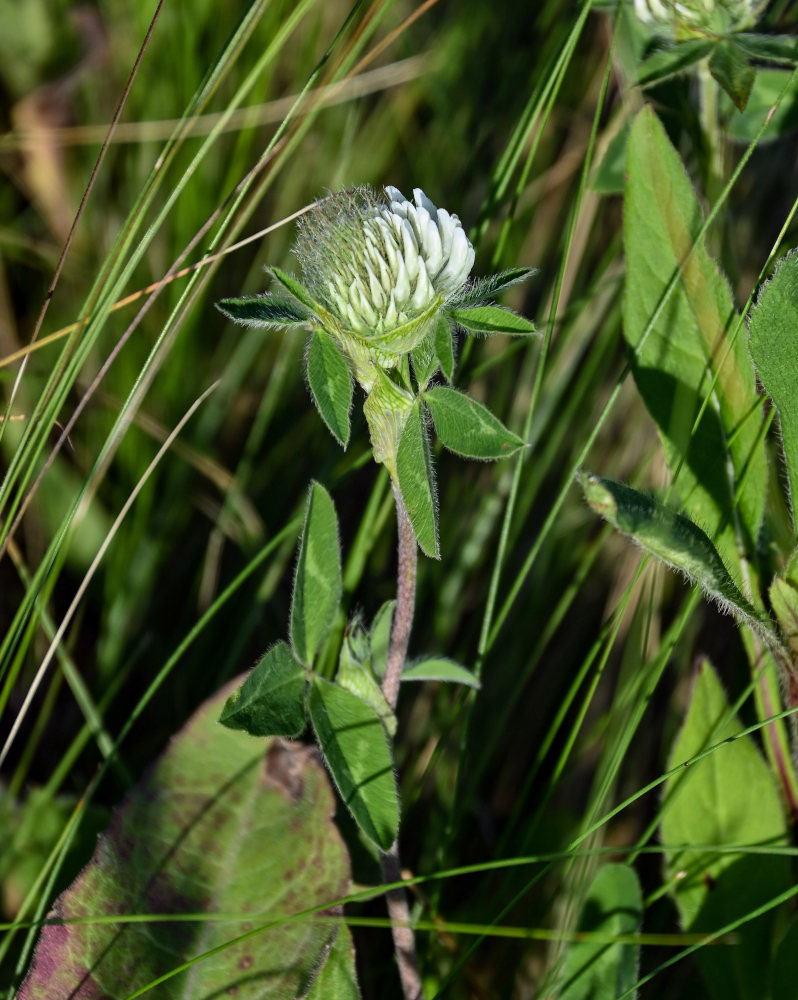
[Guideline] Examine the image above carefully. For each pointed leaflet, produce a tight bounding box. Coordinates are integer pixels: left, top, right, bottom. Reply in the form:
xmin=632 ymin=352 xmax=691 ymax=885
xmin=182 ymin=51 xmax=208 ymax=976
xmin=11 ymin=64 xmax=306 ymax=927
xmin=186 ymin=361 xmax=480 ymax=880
xmin=558 ymin=864 xmax=643 ymax=1000
xmin=17 ymin=686 xmax=351 ymax=1000
xmin=307 ymin=329 xmax=353 ymax=448
xmin=578 ymin=473 xmax=776 ymax=641
xmin=735 ymin=33 xmax=798 ymax=66
xmin=660 ymin=660 xmax=790 ymax=1000
xmin=424 ymin=386 xmax=525 ymax=460
xmin=402 ymin=657 xmax=480 ymax=688
xmin=216 ymin=294 xmax=311 ymax=327
xmin=448 ymin=267 xmax=536 ymax=307
xmin=305 ymin=926 xmax=362 ymax=999
xmin=709 ymin=40 xmax=756 ymax=112
xmin=748 ymin=251 xmax=798 ymax=533
xmin=449 ymin=305 xmax=535 ymax=336
xmin=624 ymin=107 xmax=767 ymax=575
xmin=411 ymin=329 xmax=439 ymax=389
xmin=291 ymin=482 xmax=342 ymax=667
xmin=636 ymin=39 xmax=714 ymax=86
xmin=219 ymin=641 xmax=307 ymax=737
xmin=396 ymin=398 xmax=439 ymax=558
xmin=309 ymin=676 xmax=399 ymax=851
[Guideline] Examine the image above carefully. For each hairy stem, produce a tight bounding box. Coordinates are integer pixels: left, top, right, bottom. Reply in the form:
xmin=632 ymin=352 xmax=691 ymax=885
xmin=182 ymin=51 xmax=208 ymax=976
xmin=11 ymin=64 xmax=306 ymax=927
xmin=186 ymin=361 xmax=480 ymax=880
xmin=381 ymin=845 xmax=423 ymax=1000
xmin=382 ymin=483 xmax=417 ymax=711
xmin=381 ymin=481 xmax=423 ymax=999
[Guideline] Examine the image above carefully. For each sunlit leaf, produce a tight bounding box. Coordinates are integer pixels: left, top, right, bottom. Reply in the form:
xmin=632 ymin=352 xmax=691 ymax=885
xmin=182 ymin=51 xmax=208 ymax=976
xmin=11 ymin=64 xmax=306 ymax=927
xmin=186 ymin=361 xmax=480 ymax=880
xmin=748 ymin=251 xmax=798 ymax=533
xmin=402 ymin=657 xmax=480 ymax=688
xmin=396 ymin=399 xmax=439 ymax=558
xmin=307 ymin=329 xmax=353 ymax=448
xmin=450 ymin=305 xmax=536 ymax=336
xmin=625 ymin=106 xmax=767 ymax=574
xmin=291 ymin=482 xmax=342 ymax=667
xmin=424 ymin=386 xmax=525 ymax=460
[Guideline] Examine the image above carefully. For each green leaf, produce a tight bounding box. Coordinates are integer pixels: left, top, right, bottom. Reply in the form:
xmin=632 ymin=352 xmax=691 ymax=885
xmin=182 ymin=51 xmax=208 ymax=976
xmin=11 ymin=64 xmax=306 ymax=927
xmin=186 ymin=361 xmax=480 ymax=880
xmin=660 ymin=659 xmax=790 ymax=1000
xmin=636 ymin=39 xmax=714 ymax=86
xmin=396 ymin=398 xmax=439 ymax=559
xmin=709 ymin=40 xmax=756 ymax=111
xmin=17 ymin=685 xmax=353 ymax=1000
xmin=402 ymin=657 xmax=480 ymax=688
xmin=434 ymin=312 xmax=455 ymax=383
xmin=336 ymin=623 xmax=396 ymax=737
xmin=558 ymin=864 xmax=643 ymax=1000
xmin=305 ymin=926 xmax=362 ymax=999
xmin=215 ymin=293 xmax=311 ymax=327
xmin=748 ymin=251 xmax=798 ymax=534
xmin=449 ymin=304 xmax=536 ymax=336
xmin=369 ymin=600 xmax=395 ymax=679
xmin=578 ymin=473 xmax=775 ymax=641
xmin=309 ymin=676 xmax=399 ymax=851
xmin=269 ymin=266 xmax=325 ymax=315
xmin=219 ymin=640 xmax=307 ymax=737
xmin=448 ymin=267 xmax=536 ymax=307
xmin=424 ymin=386 xmax=525 ymax=460
xmin=769 ymin=574 xmax=798 ymax=666
xmin=411 ymin=329 xmax=439 ymax=389
xmin=291 ymin=482 xmax=342 ymax=667
xmin=735 ymin=32 xmax=798 ymax=66
xmin=722 ymin=68 xmax=798 ymax=142
xmin=624 ymin=106 xmax=767 ymax=575
xmin=306 ymin=329 xmax=353 ymax=448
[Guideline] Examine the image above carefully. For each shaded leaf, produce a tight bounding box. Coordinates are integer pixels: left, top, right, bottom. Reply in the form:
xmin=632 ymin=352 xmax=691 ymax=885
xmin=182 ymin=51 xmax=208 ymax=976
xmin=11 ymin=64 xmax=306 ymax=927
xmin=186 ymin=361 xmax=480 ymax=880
xmin=305 ymin=926 xmax=362 ymax=999
xmin=309 ymin=676 xmax=399 ymax=851
xmin=748 ymin=251 xmax=798 ymax=532
xmin=637 ymin=39 xmax=714 ymax=86
xmin=291 ymin=482 xmax=342 ymax=667
xmin=17 ymin=687 xmax=352 ymax=1000
xmin=660 ymin=660 xmax=790 ymax=1000
xmin=219 ymin=641 xmax=307 ymax=737
xmin=402 ymin=657 xmax=480 ymax=688
xmin=307 ymin=329 xmax=353 ymax=448
xmin=336 ymin=624 xmax=396 ymax=737
xmin=624 ymin=106 xmax=767 ymax=574
xmin=559 ymin=864 xmax=643 ymax=1000
xmin=396 ymin=399 xmax=439 ymax=558
xmin=424 ymin=386 xmax=525 ymax=460
xmin=578 ymin=473 xmax=775 ymax=641
xmin=772 ymin=917 xmax=798 ymax=999
xmin=449 ymin=267 xmax=536 ymax=307
xmin=735 ymin=32 xmax=798 ymax=66
xmin=369 ymin=601 xmax=395 ymax=680
xmin=709 ymin=40 xmax=756 ymax=111
xmin=269 ymin=266 xmax=325 ymax=316
xmin=450 ymin=305 xmax=536 ymax=336
xmin=215 ymin=294 xmax=311 ymax=328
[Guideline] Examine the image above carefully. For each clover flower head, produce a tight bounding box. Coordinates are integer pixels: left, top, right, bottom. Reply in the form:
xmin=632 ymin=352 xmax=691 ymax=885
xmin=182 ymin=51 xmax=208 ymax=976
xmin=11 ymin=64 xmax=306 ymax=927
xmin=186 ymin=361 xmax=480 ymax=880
xmin=634 ymin=0 xmax=767 ymax=35
xmin=294 ymin=186 xmax=474 ymax=374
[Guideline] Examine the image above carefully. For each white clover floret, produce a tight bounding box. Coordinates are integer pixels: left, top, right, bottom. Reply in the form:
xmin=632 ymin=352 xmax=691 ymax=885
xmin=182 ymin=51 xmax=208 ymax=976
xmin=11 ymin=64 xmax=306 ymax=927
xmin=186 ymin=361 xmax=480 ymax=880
xmin=294 ymin=186 xmax=475 ymax=379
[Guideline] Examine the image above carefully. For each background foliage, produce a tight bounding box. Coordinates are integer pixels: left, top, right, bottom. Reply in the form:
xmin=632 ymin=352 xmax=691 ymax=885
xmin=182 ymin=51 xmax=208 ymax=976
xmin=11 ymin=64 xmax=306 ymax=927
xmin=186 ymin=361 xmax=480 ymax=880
xmin=2 ymin=0 xmax=798 ymax=996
